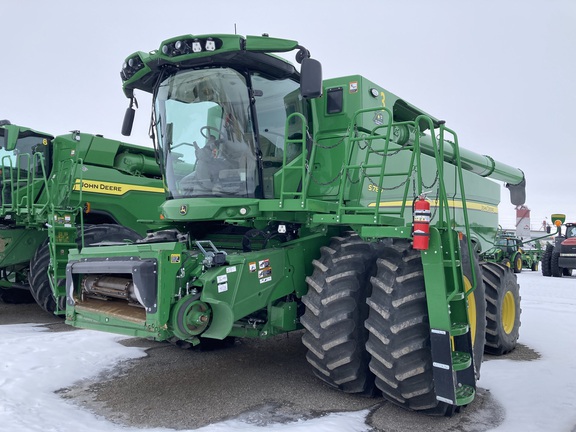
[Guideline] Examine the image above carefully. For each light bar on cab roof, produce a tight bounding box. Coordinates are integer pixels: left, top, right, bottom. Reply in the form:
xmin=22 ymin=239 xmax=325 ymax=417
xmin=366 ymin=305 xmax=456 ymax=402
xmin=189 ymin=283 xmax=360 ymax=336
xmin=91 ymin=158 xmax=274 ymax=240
xmin=121 ymin=54 xmax=145 ymax=81
xmin=160 ymin=36 xmax=221 ymax=57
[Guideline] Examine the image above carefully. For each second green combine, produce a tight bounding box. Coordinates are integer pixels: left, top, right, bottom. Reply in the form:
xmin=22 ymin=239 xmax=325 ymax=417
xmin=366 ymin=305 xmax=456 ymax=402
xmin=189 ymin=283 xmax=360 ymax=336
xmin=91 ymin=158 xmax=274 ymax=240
xmin=0 ymin=121 xmax=165 ymax=314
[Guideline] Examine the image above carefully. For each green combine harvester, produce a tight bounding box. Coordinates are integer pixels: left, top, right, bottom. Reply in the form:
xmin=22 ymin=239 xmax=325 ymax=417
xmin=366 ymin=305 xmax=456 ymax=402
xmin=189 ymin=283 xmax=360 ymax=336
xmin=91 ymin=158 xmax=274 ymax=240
xmin=64 ymin=34 xmax=526 ymax=415
xmin=0 ymin=121 xmax=165 ymax=313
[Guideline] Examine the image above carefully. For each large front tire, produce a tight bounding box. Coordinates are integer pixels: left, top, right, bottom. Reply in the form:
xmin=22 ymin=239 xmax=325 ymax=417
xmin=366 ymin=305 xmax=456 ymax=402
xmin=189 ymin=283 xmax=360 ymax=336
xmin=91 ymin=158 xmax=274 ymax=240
xmin=28 ymin=224 xmax=142 ymax=315
xmin=365 ymin=239 xmax=454 ymax=415
xmin=301 ymin=232 xmax=381 ymax=395
xmin=481 ymin=262 xmax=521 ymax=355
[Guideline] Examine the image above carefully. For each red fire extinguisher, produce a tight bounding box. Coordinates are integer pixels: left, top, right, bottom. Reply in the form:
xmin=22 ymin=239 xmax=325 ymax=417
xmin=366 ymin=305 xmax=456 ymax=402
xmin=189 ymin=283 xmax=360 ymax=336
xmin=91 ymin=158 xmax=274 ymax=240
xmin=412 ymin=195 xmax=431 ymax=250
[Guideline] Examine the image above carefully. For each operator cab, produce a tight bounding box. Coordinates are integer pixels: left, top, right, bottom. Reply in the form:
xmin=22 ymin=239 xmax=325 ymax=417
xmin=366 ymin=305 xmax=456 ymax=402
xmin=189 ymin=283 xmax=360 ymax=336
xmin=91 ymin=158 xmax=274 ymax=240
xmin=495 ymin=236 xmax=520 ymax=255
xmin=565 ymin=224 xmax=576 ymax=239
xmin=0 ymin=122 xmax=53 ymax=205
xmin=155 ymin=67 xmax=305 ymax=199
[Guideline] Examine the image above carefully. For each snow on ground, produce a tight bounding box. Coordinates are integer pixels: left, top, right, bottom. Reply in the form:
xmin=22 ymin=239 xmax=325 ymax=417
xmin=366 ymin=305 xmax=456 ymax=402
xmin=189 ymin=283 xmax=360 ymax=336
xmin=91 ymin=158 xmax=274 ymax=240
xmin=1 ymin=271 xmax=575 ymax=432
xmin=478 ymin=271 xmax=576 ymax=432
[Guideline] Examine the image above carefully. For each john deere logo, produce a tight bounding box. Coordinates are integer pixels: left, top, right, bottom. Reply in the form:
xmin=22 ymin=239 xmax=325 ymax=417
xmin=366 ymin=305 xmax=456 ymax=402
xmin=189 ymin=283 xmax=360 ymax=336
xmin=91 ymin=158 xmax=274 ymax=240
xmin=179 ymin=205 xmax=188 ymax=215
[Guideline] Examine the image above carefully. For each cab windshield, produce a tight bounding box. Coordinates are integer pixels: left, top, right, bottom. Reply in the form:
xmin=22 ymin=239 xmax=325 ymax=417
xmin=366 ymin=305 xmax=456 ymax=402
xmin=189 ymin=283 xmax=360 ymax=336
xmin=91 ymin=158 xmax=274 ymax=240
xmin=0 ymin=132 xmax=50 ymax=179
xmin=155 ymin=68 xmax=257 ymax=198
xmin=154 ymin=67 xmax=303 ymax=199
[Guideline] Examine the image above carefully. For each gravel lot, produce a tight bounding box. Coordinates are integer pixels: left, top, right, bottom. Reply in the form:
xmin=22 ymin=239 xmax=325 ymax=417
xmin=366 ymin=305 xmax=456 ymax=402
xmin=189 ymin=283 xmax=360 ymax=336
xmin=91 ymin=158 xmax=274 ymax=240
xmin=1 ymin=300 xmax=537 ymax=431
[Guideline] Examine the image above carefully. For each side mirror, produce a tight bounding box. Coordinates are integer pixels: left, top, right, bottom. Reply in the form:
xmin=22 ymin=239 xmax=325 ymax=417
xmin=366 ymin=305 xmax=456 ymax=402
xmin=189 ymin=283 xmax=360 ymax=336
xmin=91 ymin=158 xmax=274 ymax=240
xmin=121 ymin=97 xmax=138 ymax=136
xmin=0 ymin=124 xmax=20 ymax=151
xmin=122 ymin=107 xmax=135 ymax=136
xmin=300 ymin=58 xmax=323 ymax=99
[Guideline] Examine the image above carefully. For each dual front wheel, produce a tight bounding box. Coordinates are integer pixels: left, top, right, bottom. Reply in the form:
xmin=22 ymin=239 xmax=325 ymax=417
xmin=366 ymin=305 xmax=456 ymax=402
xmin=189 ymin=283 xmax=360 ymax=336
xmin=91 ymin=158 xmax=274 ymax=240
xmin=301 ymin=234 xmax=520 ymax=415
xmin=300 ymin=233 xmax=381 ymax=395
xmin=542 ymin=244 xmax=573 ymax=277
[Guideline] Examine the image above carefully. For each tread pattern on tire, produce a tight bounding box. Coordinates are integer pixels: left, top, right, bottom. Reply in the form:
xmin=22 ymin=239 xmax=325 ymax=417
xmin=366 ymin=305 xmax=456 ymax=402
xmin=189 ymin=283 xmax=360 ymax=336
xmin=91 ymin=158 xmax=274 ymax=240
xmin=301 ymin=232 xmax=380 ymax=395
xmin=29 ymin=239 xmax=56 ymax=313
xmin=365 ymin=238 xmax=453 ymax=415
xmin=551 ymin=251 xmax=563 ymax=278
xmin=541 ymin=243 xmax=553 ymax=277
xmin=481 ymin=262 xmax=521 ymax=355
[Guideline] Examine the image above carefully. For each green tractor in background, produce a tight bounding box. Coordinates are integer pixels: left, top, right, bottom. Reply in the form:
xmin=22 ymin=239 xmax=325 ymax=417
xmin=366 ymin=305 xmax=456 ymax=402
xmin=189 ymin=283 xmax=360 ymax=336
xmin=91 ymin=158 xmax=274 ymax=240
xmin=64 ymin=34 xmax=526 ymax=415
xmin=0 ymin=121 xmax=165 ymax=314
xmin=481 ymin=231 xmax=542 ymax=273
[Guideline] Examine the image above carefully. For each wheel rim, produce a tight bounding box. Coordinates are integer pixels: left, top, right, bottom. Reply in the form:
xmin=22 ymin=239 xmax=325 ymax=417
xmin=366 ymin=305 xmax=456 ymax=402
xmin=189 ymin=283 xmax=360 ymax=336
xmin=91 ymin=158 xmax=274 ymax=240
xmin=502 ymin=291 xmax=516 ymax=334
xmin=464 ymin=277 xmax=477 ymax=345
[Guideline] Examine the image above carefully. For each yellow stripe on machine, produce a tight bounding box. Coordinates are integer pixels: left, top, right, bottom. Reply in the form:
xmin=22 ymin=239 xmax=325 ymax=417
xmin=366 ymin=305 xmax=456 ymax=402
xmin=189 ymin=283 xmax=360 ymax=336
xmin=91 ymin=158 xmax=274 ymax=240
xmin=368 ymin=200 xmax=498 ymax=214
xmin=73 ymin=180 xmax=164 ymax=196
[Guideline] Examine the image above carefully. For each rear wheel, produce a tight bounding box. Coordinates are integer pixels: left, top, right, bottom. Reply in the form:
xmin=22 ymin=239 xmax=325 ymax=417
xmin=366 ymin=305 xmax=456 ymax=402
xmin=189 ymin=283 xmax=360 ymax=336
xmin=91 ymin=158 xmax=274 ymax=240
xmin=365 ymin=239 xmax=448 ymax=415
xmin=481 ymin=262 xmax=521 ymax=355
xmin=541 ymin=244 xmax=553 ymax=276
xmin=551 ymin=252 xmax=562 ymax=277
xmin=513 ymin=254 xmax=522 ymax=273
xmin=301 ymin=232 xmax=381 ymax=395
xmin=29 ymin=224 xmax=142 ymax=315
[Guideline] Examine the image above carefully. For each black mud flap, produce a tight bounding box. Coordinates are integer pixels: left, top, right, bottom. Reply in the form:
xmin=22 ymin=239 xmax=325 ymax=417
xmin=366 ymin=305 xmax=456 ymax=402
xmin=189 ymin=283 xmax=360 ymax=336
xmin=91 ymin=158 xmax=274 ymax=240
xmin=430 ymin=328 xmax=456 ymax=405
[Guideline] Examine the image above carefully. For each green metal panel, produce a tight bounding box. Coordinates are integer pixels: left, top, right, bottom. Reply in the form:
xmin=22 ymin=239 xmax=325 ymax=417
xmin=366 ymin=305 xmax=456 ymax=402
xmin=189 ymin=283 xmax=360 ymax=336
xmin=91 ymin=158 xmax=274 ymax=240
xmin=162 ymin=198 xmax=260 ymax=221
xmin=244 ymin=35 xmax=299 ymax=52
xmin=67 ymin=232 xmax=330 ymax=341
xmin=0 ymin=228 xmax=46 ymax=267
xmin=0 ymin=126 xmax=165 ymax=234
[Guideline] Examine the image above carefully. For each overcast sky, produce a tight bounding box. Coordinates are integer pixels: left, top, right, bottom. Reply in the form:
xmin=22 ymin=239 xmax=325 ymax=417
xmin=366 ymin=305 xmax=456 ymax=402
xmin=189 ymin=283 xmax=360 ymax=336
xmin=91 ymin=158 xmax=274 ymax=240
xmin=2 ymin=0 xmax=574 ymax=231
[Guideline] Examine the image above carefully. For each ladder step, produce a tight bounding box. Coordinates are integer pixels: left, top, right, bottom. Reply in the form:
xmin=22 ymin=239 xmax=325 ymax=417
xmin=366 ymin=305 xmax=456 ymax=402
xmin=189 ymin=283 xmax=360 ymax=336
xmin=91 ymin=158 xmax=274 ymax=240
xmin=451 ymin=322 xmax=469 ymax=336
xmin=449 ymin=292 xmax=465 ymax=301
xmin=455 ymin=384 xmax=475 ymax=406
xmin=451 ymin=350 xmax=472 ymax=371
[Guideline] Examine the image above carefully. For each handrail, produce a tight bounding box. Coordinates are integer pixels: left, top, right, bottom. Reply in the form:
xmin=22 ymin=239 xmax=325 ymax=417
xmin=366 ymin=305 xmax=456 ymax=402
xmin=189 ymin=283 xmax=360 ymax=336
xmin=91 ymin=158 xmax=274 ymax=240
xmin=414 ymin=116 xmax=476 ymax=300
xmin=278 ymin=113 xmax=307 ymax=208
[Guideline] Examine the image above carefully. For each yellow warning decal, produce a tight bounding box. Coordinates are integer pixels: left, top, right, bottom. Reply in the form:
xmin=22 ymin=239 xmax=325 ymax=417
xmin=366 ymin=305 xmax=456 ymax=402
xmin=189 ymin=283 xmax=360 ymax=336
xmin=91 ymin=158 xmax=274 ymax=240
xmin=73 ymin=180 xmax=164 ymax=196
xmin=367 ymin=200 xmax=498 ymax=214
